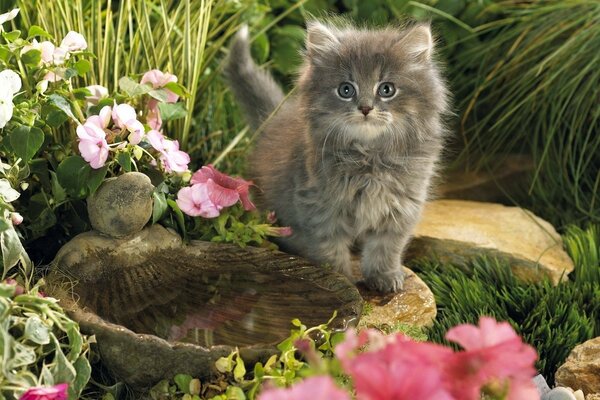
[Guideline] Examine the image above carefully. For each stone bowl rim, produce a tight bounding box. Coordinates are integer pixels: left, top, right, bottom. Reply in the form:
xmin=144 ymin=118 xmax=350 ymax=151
xmin=49 ymin=239 xmax=364 ymax=354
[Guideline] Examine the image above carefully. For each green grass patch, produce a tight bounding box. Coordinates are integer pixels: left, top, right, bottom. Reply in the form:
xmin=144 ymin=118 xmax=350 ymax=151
xmin=411 ymin=225 xmax=600 ymax=384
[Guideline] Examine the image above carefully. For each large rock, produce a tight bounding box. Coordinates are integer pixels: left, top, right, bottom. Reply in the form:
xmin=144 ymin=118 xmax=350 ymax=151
xmin=406 ymin=200 xmax=574 ymax=284
xmin=87 ymin=172 xmax=154 ymax=238
xmin=555 ymin=337 xmax=600 ymax=396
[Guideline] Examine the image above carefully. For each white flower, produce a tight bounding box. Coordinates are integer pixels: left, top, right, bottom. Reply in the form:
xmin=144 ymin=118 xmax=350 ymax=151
xmin=36 ymin=79 xmax=49 ymax=94
xmin=0 ymin=69 xmax=22 ymax=128
xmin=0 ymin=178 xmax=20 ymax=203
xmin=0 ymin=69 xmax=22 ymax=96
xmin=60 ymin=31 xmax=87 ymax=52
xmin=0 ymin=8 xmax=19 ymax=32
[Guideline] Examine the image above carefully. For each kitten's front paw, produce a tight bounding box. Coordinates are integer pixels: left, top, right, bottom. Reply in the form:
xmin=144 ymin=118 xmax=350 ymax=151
xmin=363 ymin=268 xmax=405 ymax=293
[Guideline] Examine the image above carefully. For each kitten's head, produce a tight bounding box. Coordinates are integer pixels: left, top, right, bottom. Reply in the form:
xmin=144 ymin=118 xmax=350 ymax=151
xmin=299 ymin=21 xmax=448 ymax=146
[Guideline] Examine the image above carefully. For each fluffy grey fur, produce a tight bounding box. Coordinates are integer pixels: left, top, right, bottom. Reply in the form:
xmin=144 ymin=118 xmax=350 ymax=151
xmin=225 ymin=21 xmax=449 ymax=292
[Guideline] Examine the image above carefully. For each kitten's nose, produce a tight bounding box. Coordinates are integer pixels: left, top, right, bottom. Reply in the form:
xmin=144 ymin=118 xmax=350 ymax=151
xmin=359 ymin=105 xmax=373 ymax=116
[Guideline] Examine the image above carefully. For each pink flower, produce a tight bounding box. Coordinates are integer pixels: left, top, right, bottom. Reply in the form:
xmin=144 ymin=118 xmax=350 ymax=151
xmin=176 ymin=184 xmax=219 ymax=218
xmin=146 ymin=99 xmax=162 ymax=131
xmin=141 ymin=69 xmax=179 ymax=103
xmin=20 ymin=40 xmax=55 ymax=65
xmin=191 ymin=165 xmax=255 ymax=211
xmin=336 ymin=330 xmax=454 ymax=400
xmin=85 ymin=85 xmax=108 ymax=106
xmin=112 ymin=103 xmax=145 ymax=144
xmin=60 ymin=31 xmax=87 ymax=52
xmin=19 ymin=383 xmax=68 ymax=400
xmin=77 ymin=122 xmax=109 ymax=169
xmin=258 ymin=376 xmax=349 ymax=400
xmin=146 ymin=130 xmax=189 ymax=173
xmin=444 ymin=317 xmax=538 ymax=400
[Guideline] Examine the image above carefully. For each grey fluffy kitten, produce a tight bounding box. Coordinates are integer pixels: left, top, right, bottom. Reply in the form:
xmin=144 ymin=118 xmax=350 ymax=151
xmin=225 ymin=21 xmax=449 ymax=293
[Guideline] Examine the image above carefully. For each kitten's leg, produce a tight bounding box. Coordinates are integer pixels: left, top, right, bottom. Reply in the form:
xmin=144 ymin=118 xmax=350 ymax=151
xmin=360 ymin=231 xmax=410 ymax=293
xmin=318 ymin=234 xmax=353 ymax=277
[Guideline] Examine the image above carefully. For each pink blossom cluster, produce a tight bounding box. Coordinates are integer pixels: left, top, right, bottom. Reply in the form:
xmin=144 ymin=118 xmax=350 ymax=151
xmin=77 ymin=69 xmax=190 ymax=172
xmin=176 ymin=164 xmax=255 ymax=218
xmin=259 ymin=317 xmax=539 ymax=400
xmin=21 ymin=31 xmax=88 ymax=83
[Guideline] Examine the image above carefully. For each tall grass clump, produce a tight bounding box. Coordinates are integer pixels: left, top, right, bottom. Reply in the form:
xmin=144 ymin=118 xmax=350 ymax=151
xmin=450 ymin=0 xmax=600 ymax=226
xmin=15 ymin=0 xmax=261 ymax=170
xmin=412 ymin=224 xmax=600 ymax=383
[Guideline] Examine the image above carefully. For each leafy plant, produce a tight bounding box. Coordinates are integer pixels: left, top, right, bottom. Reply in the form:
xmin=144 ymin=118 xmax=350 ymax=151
xmin=0 ymin=280 xmax=92 ymax=400
xmin=450 ymin=0 xmax=600 ymax=226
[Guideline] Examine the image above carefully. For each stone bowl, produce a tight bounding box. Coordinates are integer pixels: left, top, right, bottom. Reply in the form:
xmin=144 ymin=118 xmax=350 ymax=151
xmin=47 ymin=226 xmax=363 ymax=389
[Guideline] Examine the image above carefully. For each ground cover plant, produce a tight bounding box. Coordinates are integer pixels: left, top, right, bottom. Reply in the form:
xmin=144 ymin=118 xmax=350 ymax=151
xmin=0 ymin=0 xmax=598 ymax=399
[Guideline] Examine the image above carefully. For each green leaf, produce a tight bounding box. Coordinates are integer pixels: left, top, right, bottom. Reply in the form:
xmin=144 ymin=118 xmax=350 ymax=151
xmin=167 ymin=199 xmax=186 ymax=237
xmin=119 ymin=76 xmax=151 ymax=97
xmin=2 ymin=30 xmax=21 ymax=42
xmin=149 ymin=89 xmax=169 ymax=103
xmin=116 ymin=152 xmax=132 ymax=172
xmin=152 ymin=190 xmax=168 ymax=224
xmin=6 ymin=340 xmax=36 ymax=369
xmin=50 ymin=171 xmax=67 ymax=204
xmin=87 ymin=166 xmax=108 ymax=195
xmin=10 ymin=125 xmax=45 ymax=162
xmin=28 ymin=25 xmax=53 ymax=39
xmin=158 ymin=102 xmax=187 ymax=121
xmin=56 ymin=156 xmax=91 ymax=199
xmin=49 ymin=337 xmax=77 ymax=384
xmin=163 ymin=81 xmax=187 ymax=98
xmin=47 ymin=94 xmax=77 ymax=121
xmin=21 ymin=49 xmax=41 ymax=66
xmin=1 ymin=223 xmax=24 ymax=274
xmin=233 ymin=354 xmax=246 ymax=383
xmin=24 ymin=316 xmax=51 ymax=344
xmin=224 ymin=386 xmax=246 ymax=400
xmin=74 ymin=59 xmax=92 ymax=76
xmin=174 ymin=374 xmax=193 ymax=394
xmin=0 ymin=45 xmax=11 ymax=62
xmin=215 ymin=355 xmax=234 ymax=373
xmin=72 ymin=356 xmax=92 ymax=398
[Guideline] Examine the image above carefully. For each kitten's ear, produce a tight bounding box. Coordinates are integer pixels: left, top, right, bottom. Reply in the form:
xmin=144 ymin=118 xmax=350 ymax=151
xmin=306 ymin=21 xmax=339 ymax=59
xmin=398 ymin=24 xmax=434 ymax=61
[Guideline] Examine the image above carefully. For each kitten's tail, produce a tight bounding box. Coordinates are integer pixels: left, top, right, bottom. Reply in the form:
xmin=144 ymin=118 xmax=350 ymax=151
xmin=224 ymin=25 xmax=284 ymax=130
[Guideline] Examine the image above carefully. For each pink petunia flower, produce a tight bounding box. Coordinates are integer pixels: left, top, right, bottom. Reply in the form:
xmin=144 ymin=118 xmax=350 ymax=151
xmin=444 ymin=317 xmax=539 ymax=400
xmin=77 ymin=122 xmax=109 ymax=169
xmin=191 ymin=165 xmax=256 ymax=211
xmin=176 ymin=184 xmax=219 ymax=218
xmin=112 ymin=103 xmax=145 ymax=144
xmin=141 ymin=69 xmax=179 ymax=103
xmin=258 ymin=376 xmax=350 ymax=400
xmin=146 ymin=130 xmax=190 ymax=173
xmin=19 ymin=383 xmax=68 ymax=400
xmin=336 ymin=329 xmax=454 ymax=400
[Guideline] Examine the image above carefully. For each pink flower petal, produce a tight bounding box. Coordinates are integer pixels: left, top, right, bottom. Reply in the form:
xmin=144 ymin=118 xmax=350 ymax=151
xmin=206 ymin=178 xmax=240 ymax=209
xmin=259 ymin=376 xmax=349 ymax=400
xmin=19 ymin=383 xmax=68 ymax=400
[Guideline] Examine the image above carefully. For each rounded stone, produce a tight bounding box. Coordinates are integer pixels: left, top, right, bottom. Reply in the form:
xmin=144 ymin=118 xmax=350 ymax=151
xmin=555 ymin=336 xmax=600 ymax=396
xmin=87 ymin=172 xmax=154 ymax=238
xmin=350 ymin=258 xmax=437 ymax=329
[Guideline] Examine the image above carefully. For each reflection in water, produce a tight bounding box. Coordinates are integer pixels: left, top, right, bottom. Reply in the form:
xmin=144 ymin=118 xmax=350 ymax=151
xmin=78 ymin=260 xmax=348 ymax=347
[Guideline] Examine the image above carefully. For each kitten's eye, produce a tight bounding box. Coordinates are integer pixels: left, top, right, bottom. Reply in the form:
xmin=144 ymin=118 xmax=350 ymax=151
xmin=337 ymin=82 xmax=356 ymax=99
xmin=377 ymin=82 xmax=396 ymax=98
